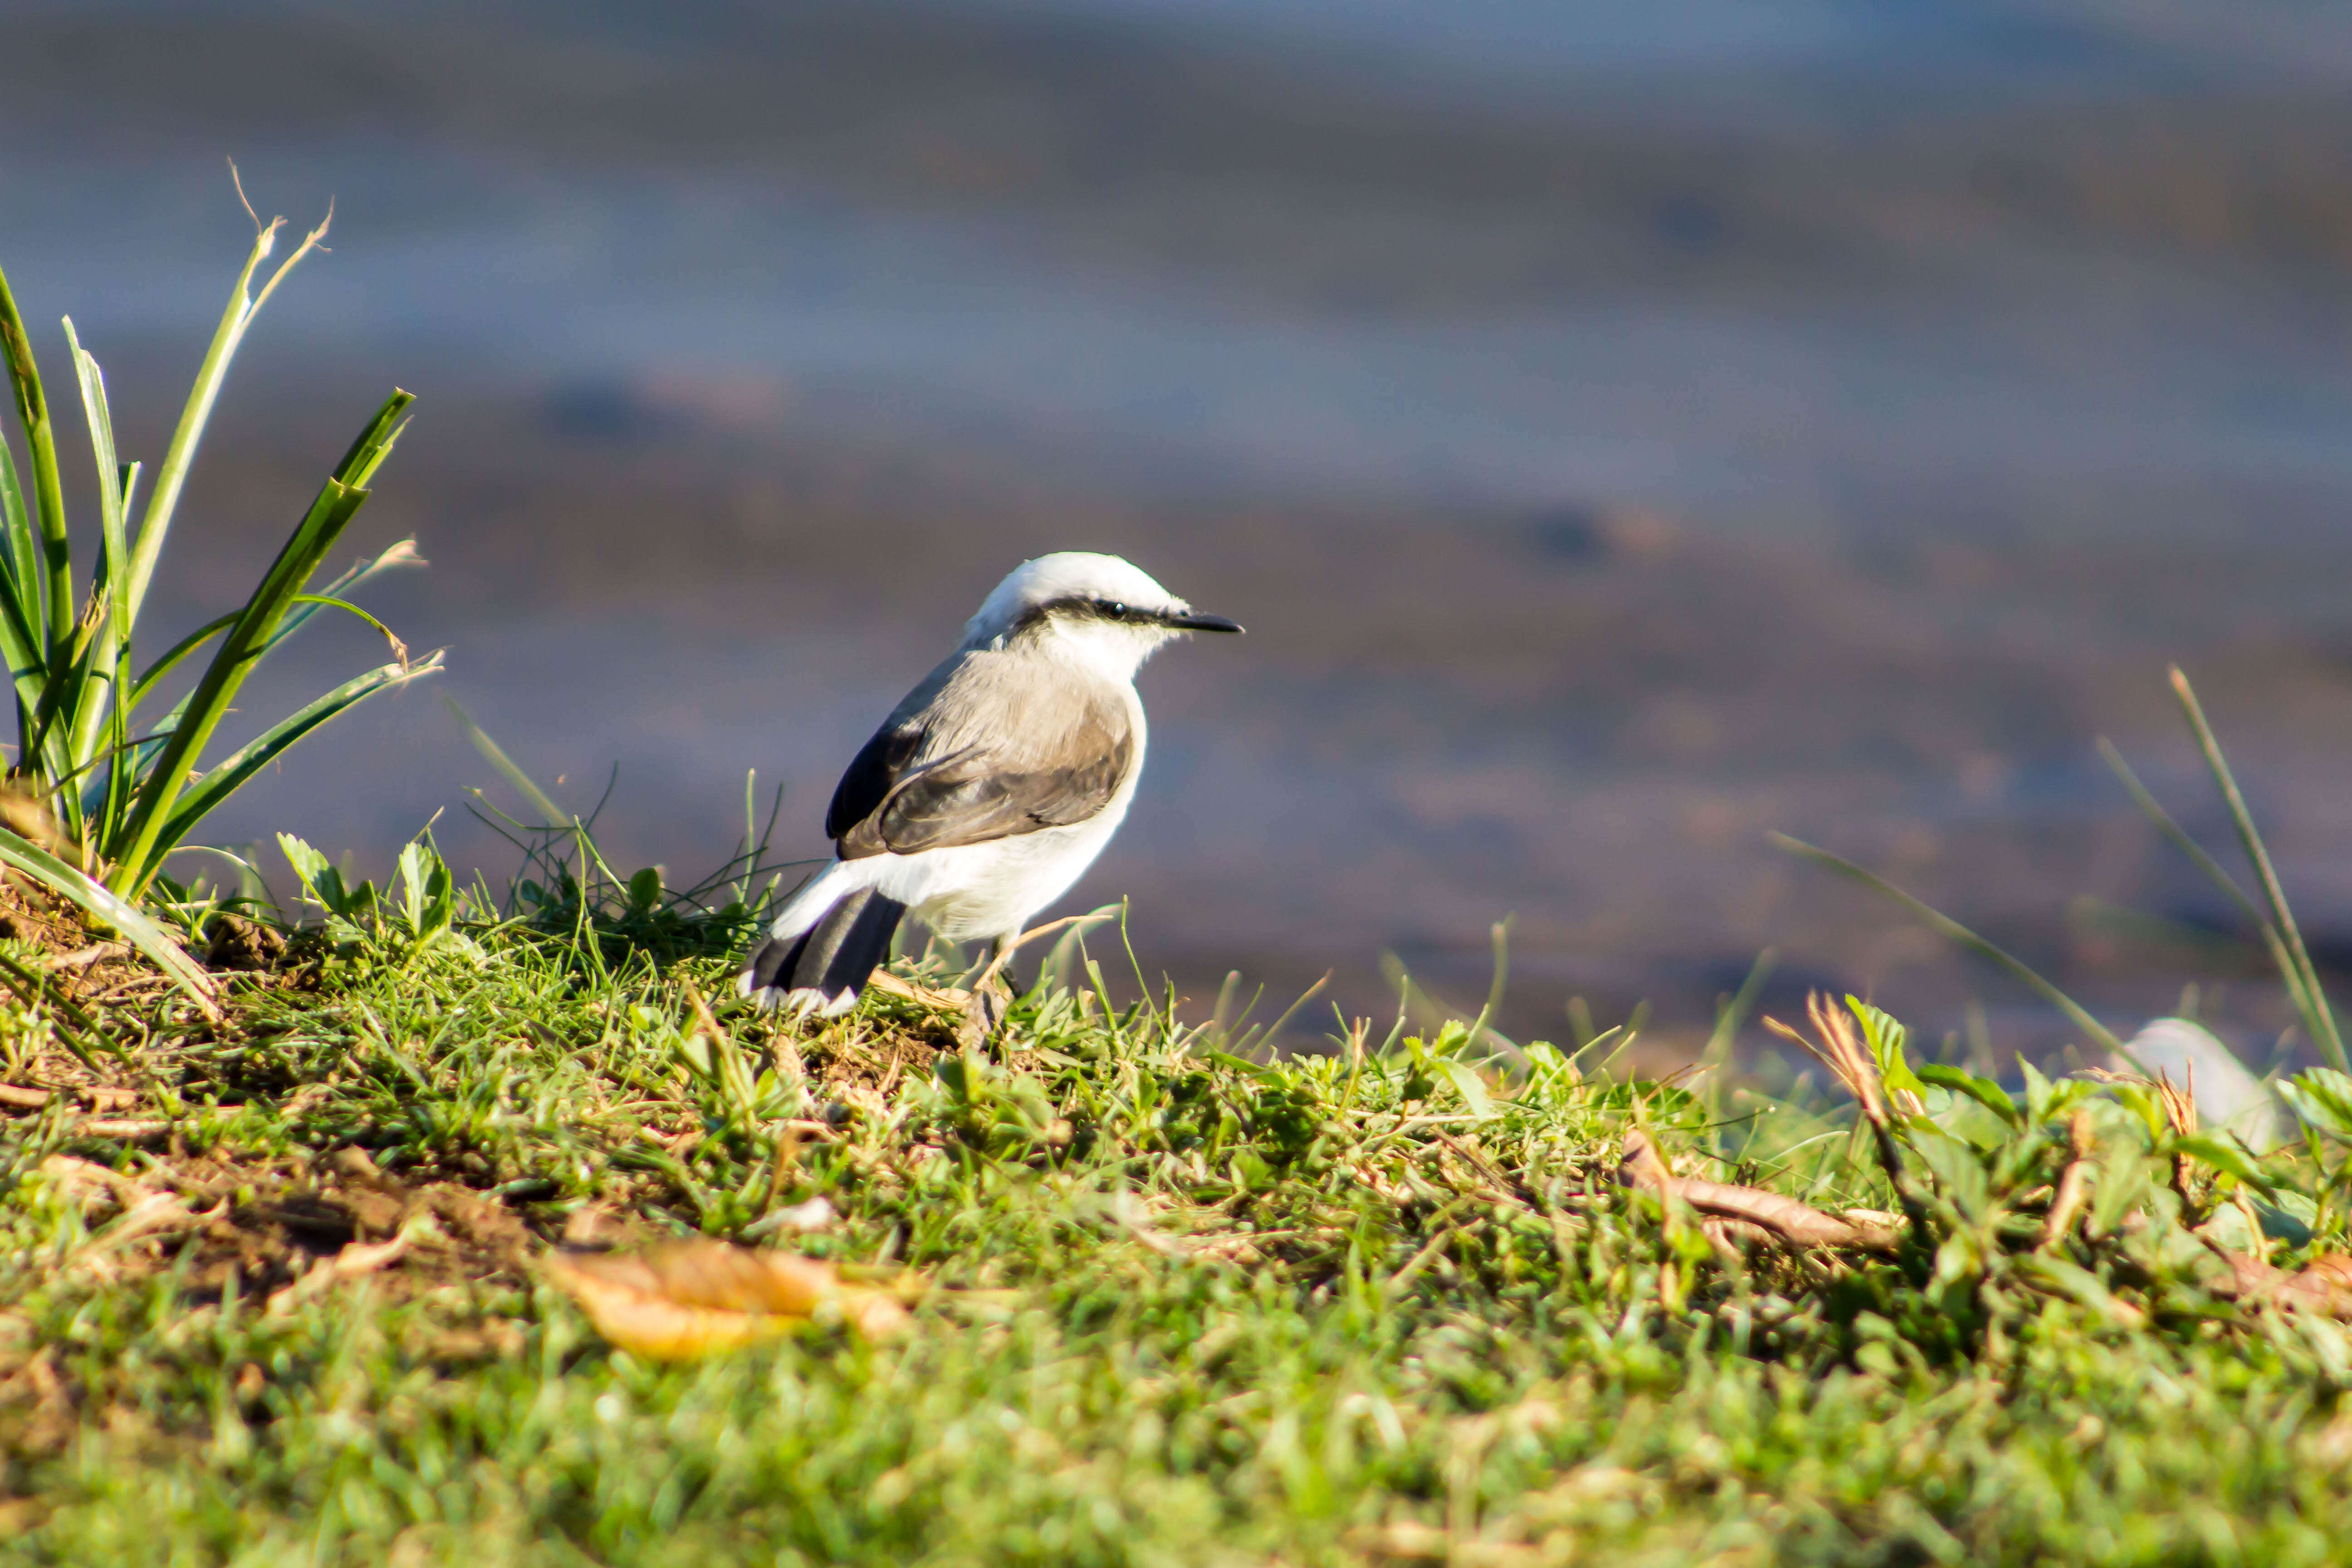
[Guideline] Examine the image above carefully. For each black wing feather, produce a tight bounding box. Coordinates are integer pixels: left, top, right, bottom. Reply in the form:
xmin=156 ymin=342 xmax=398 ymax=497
xmin=825 ymin=723 xmax=925 ymax=842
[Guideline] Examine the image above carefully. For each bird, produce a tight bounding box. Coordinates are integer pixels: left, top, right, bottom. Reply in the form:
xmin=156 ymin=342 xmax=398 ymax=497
xmin=738 ymin=551 xmax=1242 ymax=1019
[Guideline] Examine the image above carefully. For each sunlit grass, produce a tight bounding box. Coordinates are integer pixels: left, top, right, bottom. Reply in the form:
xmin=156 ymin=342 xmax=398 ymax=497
xmin=0 ymin=813 xmax=2349 ymax=1565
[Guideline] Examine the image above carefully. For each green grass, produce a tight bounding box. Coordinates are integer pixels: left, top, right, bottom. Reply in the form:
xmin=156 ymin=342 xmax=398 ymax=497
xmin=0 ymin=198 xmax=436 ymax=983
xmin=2 ymin=846 xmax=2351 ymax=1568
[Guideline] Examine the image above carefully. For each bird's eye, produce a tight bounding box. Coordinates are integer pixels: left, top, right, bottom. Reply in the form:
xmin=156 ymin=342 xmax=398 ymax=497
xmin=1098 ymin=600 xmax=1129 ymax=620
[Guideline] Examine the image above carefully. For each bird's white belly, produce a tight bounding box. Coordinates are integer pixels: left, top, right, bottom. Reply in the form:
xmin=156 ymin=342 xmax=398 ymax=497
xmin=865 ymin=795 xmax=1133 ymax=943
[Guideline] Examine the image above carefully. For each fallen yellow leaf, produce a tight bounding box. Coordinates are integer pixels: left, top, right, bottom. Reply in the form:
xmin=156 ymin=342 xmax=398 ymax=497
xmin=543 ymin=1240 xmax=912 ymax=1358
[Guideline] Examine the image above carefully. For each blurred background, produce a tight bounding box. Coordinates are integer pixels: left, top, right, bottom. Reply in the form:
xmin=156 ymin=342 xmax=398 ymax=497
xmin=4 ymin=0 xmax=2350 ymax=1063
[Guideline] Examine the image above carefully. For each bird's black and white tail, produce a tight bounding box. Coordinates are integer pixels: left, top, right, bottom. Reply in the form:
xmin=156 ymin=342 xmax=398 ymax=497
xmin=739 ymin=879 xmax=907 ymax=1015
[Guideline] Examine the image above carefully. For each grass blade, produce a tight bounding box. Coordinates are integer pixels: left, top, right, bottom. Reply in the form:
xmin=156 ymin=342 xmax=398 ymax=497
xmin=60 ymin=318 xmax=126 ymax=598
xmin=119 ymin=579 xmax=396 ymax=750
xmin=2097 ymin=735 xmax=2332 ymax=1057
xmin=128 ymin=589 xmax=411 ymax=722
xmin=120 ymin=197 xmax=330 ymax=632
xmin=0 ymin=433 xmax=52 ymax=752
xmin=0 ymin=418 xmax=42 ymax=659
xmin=155 ymin=652 xmax=442 ymax=853
xmin=127 ymin=611 xmax=240 ymax=710
xmin=0 ymin=945 xmax=112 ymax=1069
xmin=2096 ymin=736 xmax=2266 ymax=926
xmin=1701 ymin=946 xmax=1776 ymax=1074
xmin=0 ymin=257 xmax=74 ymax=654
xmin=264 ymin=539 xmax=426 ymax=653
xmin=107 ymin=389 xmax=414 ymax=895
xmin=0 ymin=825 xmax=217 ymax=1015
xmin=442 ymin=695 xmax=567 ymax=827
xmin=2166 ymin=666 xmax=2346 ymax=1072
xmin=1771 ymin=832 xmax=2129 ymax=1061
xmin=60 ymin=319 xmax=134 ymax=810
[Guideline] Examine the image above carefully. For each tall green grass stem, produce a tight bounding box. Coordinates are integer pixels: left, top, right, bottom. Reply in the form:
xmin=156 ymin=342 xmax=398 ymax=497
xmin=2166 ymin=666 xmax=2346 ymax=1073
xmin=1771 ymin=833 xmax=2133 ymax=1065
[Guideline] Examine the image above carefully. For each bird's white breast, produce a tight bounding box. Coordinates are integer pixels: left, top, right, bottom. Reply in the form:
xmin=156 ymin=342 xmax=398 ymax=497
xmin=862 ymin=679 xmax=1147 ymax=943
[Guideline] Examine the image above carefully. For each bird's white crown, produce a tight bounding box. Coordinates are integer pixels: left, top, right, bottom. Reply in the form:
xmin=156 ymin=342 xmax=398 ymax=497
xmin=960 ymin=552 xmax=1200 ymax=679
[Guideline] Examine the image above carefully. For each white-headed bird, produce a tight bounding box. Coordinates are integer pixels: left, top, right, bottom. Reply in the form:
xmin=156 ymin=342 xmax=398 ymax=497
xmin=739 ymin=552 xmax=1242 ymax=1017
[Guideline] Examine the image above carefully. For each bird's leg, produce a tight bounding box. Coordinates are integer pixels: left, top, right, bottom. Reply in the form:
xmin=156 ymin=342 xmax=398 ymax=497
xmin=959 ymin=933 xmax=1018 ymax=1048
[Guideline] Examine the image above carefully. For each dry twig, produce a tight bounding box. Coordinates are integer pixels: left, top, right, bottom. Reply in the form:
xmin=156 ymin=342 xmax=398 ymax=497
xmin=1618 ymin=1128 xmax=1900 ymax=1254
xmin=267 ymin=1216 xmax=431 ymax=1314
xmin=43 ymin=941 xmax=127 ymax=974
xmin=2039 ymin=1110 xmax=2096 ymax=1250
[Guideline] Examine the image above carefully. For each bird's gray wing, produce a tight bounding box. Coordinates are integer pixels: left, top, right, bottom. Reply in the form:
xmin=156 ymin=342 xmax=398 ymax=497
xmin=828 ymin=651 xmax=1135 ymax=860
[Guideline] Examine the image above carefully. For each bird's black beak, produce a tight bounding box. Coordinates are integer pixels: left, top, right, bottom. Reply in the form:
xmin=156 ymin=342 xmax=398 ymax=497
xmin=1163 ymin=611 xmax=1245 ymax=634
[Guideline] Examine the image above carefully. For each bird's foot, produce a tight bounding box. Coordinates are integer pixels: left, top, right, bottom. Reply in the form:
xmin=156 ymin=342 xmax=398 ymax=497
xmin=956 ymin=974 xmax=1015 ymax=1052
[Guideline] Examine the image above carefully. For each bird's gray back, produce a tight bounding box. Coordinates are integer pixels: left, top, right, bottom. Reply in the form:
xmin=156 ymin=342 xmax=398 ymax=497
xmin=827 ymin=647 xmax=1137 ymax=859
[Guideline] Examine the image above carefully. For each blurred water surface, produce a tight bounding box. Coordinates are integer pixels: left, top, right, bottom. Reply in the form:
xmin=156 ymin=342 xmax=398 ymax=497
xmin=4 ymin=0 xmax=2351 ymax=1055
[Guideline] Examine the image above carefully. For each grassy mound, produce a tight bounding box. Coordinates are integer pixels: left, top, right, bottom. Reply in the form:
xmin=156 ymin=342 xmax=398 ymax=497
xmin=0 ymin=874 xmax=2348 ymax=1568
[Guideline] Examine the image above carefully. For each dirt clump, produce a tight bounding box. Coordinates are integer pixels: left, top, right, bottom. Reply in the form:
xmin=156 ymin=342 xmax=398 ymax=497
xmin=0 ymin=881 xmax=160 ymax=1005
xmin=31 ymin=1144 xmax=542 ymax=1310
xmin=201 ymin=913 xmax=288 ymax=974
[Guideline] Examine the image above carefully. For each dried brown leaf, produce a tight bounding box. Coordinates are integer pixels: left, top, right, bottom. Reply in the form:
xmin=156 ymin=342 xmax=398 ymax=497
xmin=1344 ymin=1520 xmax=1451 ymax=1561
xmin=38 ymin=1153 xmax=140 ymax=1203
xmin=63 ymin=1186 xmax=219 ymax=1282
xmin=2300 ymin=1254 xmax=2352 ymax=1291
xmin=2208 ymin=1248 xmax=2352 ymax=1317
xmin=542 ymin=1240 xmax=912 ymax=1358
xmin=0 ymin=785 xmax=77 ymax=864
xmin=1765 ymin=994 xmax=1888 ymax=1128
